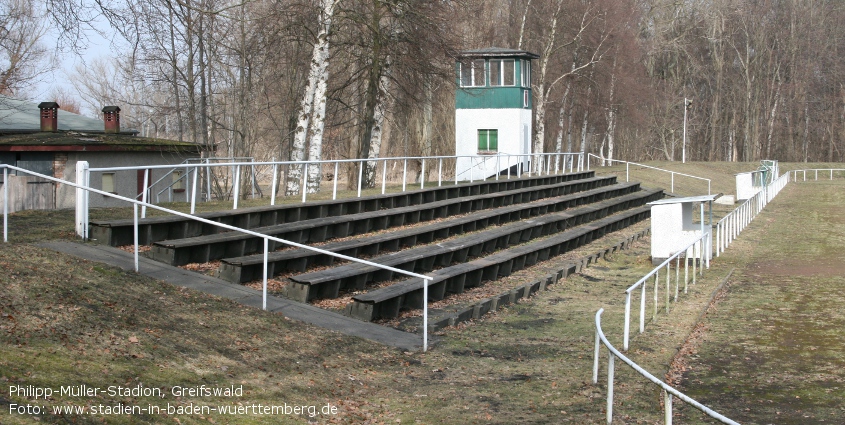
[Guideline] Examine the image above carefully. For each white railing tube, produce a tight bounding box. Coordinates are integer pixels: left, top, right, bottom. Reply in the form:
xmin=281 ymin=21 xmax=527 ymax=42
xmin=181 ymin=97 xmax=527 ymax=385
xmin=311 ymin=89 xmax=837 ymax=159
xmin=594 ymin=309 xmax=741 ymax=425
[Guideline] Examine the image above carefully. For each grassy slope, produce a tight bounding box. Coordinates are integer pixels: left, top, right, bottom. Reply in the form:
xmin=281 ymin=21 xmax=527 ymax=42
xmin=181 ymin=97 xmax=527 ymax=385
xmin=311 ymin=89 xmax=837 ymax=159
xmin=1 ymin=161 xmax=842 ymax=424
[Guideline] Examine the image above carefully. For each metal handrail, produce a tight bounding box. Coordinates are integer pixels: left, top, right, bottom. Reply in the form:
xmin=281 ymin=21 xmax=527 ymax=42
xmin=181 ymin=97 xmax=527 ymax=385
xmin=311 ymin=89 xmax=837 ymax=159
xmin=622 ymin=231 xmax=709 ymax=350
xmin=714 ymin=173 xmax=789 ymax=257
xmin=593 ymin=309 xmax=740 ymax=425
xmin=1 ymin=163 xmax=436 ymax=352
xmin=790 ymin=168 xmax=845 ymax=181
xmin=586 ymin=154 xmax=711 ymax=195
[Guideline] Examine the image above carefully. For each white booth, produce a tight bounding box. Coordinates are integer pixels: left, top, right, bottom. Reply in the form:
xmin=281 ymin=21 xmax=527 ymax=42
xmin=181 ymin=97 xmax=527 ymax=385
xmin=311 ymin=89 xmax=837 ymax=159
xmin=648 ymin=194 xmax=718 ymax=265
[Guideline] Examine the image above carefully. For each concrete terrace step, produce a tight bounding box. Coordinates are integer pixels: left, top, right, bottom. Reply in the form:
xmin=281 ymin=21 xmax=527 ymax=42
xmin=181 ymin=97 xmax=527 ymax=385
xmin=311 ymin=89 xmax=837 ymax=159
xmin=346 ymin=205 xmax=652 ymax=322
xmin=89 ymin=171 xmax=597 ymax=246
xmin=37 ymin=241 xmax=428 ymax=351
xmin=217 ymin=182 xmax=647 ymax=283
xmin=284 ymin=189 xmax=663 ymax=302
xmin=148 ymin=175 xmax=619 ymax=266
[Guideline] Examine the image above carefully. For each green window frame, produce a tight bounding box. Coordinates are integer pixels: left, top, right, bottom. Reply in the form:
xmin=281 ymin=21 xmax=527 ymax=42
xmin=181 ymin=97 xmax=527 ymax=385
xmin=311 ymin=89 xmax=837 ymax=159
xmin=478 ymin=129 xmax=498 ymax=152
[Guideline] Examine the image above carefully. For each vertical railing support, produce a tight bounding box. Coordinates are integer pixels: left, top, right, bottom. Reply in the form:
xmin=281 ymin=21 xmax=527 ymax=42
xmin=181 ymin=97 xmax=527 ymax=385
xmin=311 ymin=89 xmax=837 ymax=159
xmin=357 ymin=161 xmax=363 ymax=197
xmin=262 ymin=237 xmax=269 ymax=311
xmin=190 ymin=167 xmax=199 ymax=214
xmin=332 ymin=162 xmax=339 ymax=200
xmin=133 ymin=203 xmax=139 ymax=273
xmin=270 ymin=162 xmax=278 ymax=206
xmin=2 ymin=167 xmax=6 ymax=242
xmin=141 ymin=169 xmax=149 ymax=218
xmin=233 ymin=165 xmax=241 ymax=209
xmin=382 ymin=160 xmax=388 ymax=195
xmin=606 ymin=353 xmax=615 ymax=425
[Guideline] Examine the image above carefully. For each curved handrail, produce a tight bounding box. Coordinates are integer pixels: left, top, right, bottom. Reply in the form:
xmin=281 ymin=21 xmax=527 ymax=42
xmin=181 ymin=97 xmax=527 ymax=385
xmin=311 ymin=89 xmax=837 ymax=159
xmin=593 ymin=308 xmax=740 ymax=424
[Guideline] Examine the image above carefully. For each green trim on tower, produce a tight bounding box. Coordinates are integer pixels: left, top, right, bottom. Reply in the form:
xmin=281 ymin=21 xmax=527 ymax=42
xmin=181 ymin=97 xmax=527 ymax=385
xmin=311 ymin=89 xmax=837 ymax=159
xmin=457 ymin=88 xmax=531 ymax=109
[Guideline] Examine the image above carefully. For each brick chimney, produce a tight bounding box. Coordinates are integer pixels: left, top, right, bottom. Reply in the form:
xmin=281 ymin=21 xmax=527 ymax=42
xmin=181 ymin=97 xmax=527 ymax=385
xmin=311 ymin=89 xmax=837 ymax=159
xmin=102 ymin=106 xmax=121 ymax=133
xmin=37 ymin=102 xmax=60 ymax=132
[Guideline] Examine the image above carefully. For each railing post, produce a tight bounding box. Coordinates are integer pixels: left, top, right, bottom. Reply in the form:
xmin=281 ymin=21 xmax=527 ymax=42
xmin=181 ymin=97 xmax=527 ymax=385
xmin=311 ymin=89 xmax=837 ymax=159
xmin=496 ymin=155 xmax=500 ymax=181
xmin=423 ymin=277 xmax=430 ymax=352
xmin=263 ymin=237 xmax=269 ymax=311
xmin=270 ymin=162 xmax=278 ymax=206
xmin=191 ymin=167 xmax=199 ymax=214
xmin=593 ymin=328 xmax=601 ymax=383
xmin=301 ymin=163 xmax=308 ymax=203
xmin=75 ymin=161 xmax=89 ymax=239
xmin=133 ymin=203 xmax=139 ymax=272
xmin=333 ymin=161 xmax=339 ymax=200
xmin=640 ymin=281 xmax=646 ymax=333
xmin=403 ymin=159 xmax=408 ymax=192
xmin=665 ymin=264 xmax=671 ymax=311
xmin=676 ymin=255 xmax=683 ymax=295
xmin=653 ymin=271 xmax=659 ymax=320
xmin=626 ymin=162 xmax=629 ymax=182
xmin=2 ymin=167 xmax=7 ymax=242
xmin=623 ymin=291 xmax=631 ymax=350
xmin=357 ymin=160 xmax=363 ymax=197
xmin=382 ymin=160 xmax=388 ymax=194
xmin=141 ymin=169 xmax=149 ymax=218
xmin=607 ymin=352 xmax=615 ymax=425
xmin=421 ymin=159 xmax=426 ymax=189
xmin=671 ymin=172 xmax=674 ymax=193
xmin=438 ymin=158 xmax=443 ymax=187
xmin=233 ymin=164 xmax=241 ymax=209
xmin=664 ymin=390 xmax=673 ymax=425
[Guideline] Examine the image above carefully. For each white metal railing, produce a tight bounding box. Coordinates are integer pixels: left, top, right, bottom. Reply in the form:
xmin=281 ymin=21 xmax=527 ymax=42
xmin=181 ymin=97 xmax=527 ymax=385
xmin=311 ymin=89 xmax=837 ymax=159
xmin=621 ymin=231 xmax=710 ymax=351
xmin=714 ymin=172 xmax=789 ymax=257
xmin=1 ymin=163 xmax=436 ymax=352
xmin=457 ymin=152 xmax=583 ymax=181
xmin=593 ymin=309 xmax=740 ymax=425
xmin=83 ymin=153 xmax=583 ymax=230
xmin=587 ymin=154 xmax=711 ymax=195
xmin=791 ymin=168 xmax=845 ymax=181
xmin=152 ymin=157 xmax=257 ymax=204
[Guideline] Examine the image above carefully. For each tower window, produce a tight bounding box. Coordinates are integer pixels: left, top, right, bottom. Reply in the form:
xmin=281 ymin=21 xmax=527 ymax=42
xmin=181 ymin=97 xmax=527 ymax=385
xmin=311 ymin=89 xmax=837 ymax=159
xmin=459 ymin=59 xmax=486 ymax=87
xmin=521 ymin=59 xmax=532 ymax=87
xmin=489 ymin=59 xmax=515 ymax=86
xmin=478 ymin=129 xmax=498 ymax=153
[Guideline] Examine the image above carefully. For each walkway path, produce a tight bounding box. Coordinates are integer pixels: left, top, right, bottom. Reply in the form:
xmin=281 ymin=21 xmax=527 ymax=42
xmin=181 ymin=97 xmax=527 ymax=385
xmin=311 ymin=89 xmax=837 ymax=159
xmin=39 ymin=241 xmax=427 ymax=351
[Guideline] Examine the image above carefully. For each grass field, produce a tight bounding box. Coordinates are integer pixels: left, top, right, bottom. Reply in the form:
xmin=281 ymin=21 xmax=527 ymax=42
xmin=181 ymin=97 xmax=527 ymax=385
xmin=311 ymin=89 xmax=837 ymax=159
xmin=0 ymin=161 xmax=842 ymax=424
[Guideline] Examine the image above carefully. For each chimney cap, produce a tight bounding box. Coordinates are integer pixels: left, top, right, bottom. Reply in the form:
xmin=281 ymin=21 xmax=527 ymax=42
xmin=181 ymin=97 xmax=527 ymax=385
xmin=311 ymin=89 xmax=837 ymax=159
xmin=38 ymin=102 xmax=60 ymax=109
xmin=102 ymin=106 xmax=121 ymax=113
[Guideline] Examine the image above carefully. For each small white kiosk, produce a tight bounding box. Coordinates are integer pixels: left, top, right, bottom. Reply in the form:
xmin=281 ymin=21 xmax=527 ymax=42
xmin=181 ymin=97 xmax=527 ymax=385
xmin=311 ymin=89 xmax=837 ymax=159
xmin=736 ymin=160 xmax=779 ymax=201
xmin=735 ymin=171 xmax=765 ymax=201
xmin=648 ymin=194 xmax=719 ymax=265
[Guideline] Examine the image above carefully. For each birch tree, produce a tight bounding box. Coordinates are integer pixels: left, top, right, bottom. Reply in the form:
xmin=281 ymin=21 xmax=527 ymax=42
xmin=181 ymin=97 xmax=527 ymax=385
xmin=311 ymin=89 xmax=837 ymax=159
xmin=288 ymin=0 xmax=336 ymax=195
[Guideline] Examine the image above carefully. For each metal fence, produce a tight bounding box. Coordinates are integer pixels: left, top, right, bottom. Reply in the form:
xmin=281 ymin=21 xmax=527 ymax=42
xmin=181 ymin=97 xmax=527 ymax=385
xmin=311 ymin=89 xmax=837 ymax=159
xmin=593 ymin=309 xmax=740 ymax=425
xmin=593 ymin=172 xmax=793 ymax=424
xmin=586 ymin=154 xmax=711 ymax=195
xmin=790 ymin=168 xmax=845 ymax=181
xmin=1 ymin=163 xmax=437 ymax=352
xmin=621 ymin=232 xmax=709 ymax=351
xmin=715 ymin=172 xmax=790 ymax=257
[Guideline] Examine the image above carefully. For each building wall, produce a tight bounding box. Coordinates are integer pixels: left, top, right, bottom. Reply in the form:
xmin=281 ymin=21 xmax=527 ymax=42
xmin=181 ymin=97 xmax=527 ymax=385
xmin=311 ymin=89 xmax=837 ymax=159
xmin=650 ymin=202 xmax=712 ymax=263
xmin=455 ymin=108 xmax=532 ymax=181
xmin=57 ymin=151 xmax=199 ymax=209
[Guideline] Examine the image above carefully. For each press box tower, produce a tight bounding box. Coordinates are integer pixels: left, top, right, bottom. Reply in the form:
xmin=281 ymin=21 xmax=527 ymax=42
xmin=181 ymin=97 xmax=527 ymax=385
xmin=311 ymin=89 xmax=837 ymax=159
xmin=455 ymin=48 xmax=539 ymax=180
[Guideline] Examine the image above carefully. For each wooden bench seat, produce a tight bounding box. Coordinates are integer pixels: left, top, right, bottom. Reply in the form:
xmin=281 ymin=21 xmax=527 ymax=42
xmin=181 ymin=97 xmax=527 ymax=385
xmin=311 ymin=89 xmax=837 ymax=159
xmin=90 ymin=171 xmax=597 ymax=246
xmin=216 ymin=181 xmax=646 ymax=283
xmin=148 ymin=175 xmax=619 ymax=266
xmin=346 ymin=205 xmax=653 ymax=321
xmin=285 ymin=189 xmax=662 ymax=302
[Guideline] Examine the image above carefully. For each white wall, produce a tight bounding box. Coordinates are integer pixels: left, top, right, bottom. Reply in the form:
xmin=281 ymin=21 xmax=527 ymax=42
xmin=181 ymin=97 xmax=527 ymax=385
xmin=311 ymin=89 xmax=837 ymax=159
xmin=736 ymin=172 xmax=762 ymax=201
xmin=57 ymin=152 xmax=198 ymax=208
xmin=455 ymin=108 xmax=531 ymax=181
xmin=650 ymin=202 xmax=712 ymax=263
